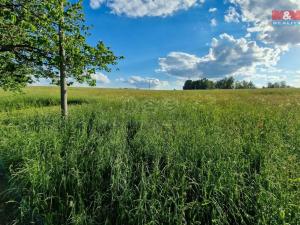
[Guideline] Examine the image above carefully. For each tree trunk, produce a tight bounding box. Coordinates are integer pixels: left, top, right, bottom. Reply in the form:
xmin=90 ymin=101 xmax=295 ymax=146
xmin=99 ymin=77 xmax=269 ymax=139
xmin=59 ymin=0 xmax=67 ymax=117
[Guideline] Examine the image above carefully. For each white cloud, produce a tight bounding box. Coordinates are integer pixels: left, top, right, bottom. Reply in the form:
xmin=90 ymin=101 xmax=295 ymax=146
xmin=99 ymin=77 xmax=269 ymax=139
xmin=122 ymin=76 xmax=169 ymax=89
xmin=228 ymin=0 xmax=300 ymax=45
xmin=89 ymin=0 xmax=204 ymax=17
xmin=224 ymin=6 xmax=240 ymax=23
xmin=209 ymin=8 xmax=217 ymax=13
xmin=115 ymin=77 xmax=125 ymax=82
xmin=158 ymin=52 xmax=202 ymax=78
xmin=91 ymin=72 xmax=110 ymax=84
xmin=90 ymin=0 xmax=105 ymax=9
xmin=210 ymin=18 xmax=217 ymax=27
xmin=228 ymin=0 xmax=300 ymax=22
xmin=117 ymin=76 xmax=186 ymax=90
xmin=245 ymin=33 xmax=251 ymax=38
xmin=158 ymin=33 xmax=283 ymax=78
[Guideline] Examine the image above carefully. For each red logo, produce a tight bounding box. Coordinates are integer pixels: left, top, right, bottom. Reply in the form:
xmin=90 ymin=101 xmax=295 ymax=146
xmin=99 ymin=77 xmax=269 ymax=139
xmin=272 ymin=10 xmax=300 ymax=20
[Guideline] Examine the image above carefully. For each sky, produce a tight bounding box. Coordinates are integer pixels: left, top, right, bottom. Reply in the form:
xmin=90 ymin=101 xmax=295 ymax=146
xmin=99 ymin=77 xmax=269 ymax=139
xmin=42 ymin=0 xmax=300 ymax=89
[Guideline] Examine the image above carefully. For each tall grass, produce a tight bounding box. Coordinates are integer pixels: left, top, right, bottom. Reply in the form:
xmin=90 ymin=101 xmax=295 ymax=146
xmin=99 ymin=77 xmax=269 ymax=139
xmin=0 ymin=87 xmax=299 ymax=225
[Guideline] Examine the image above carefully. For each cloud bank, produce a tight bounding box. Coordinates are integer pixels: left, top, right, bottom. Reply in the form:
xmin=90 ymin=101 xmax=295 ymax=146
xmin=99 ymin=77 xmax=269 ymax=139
xmin=227 ymin=0 xmax=300 ymax=45
xmin=224 ymin=6 xmax=240 ymax=23
xmin=92 ymin=72 xmax=110 ymax=84
xmin=209 ymin=8 xmax=217 ymax=13
xmin=89 ymin=0 xmax=204 ymax=17
xmin=120 ymin=76 xmax=169 ymax=89
xmin=210 ymin=18 xmax=217 ymax=27
xmin=158 ymin=33 xmax=282 ymax=78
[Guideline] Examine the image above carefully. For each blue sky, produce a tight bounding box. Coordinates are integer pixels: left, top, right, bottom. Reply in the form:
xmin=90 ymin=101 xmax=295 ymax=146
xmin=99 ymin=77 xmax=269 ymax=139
xmin=43 ymin=0 xmax=300 ymax=89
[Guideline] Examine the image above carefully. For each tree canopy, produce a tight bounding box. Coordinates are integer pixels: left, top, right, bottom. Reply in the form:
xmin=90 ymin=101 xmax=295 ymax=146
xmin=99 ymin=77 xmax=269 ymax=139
xmin=183 ymin=77 xmax=257 ymax=90
xmin=1 ymin=0 xmax=122 ymax=115
xmin=0 ymin=0 xmax=122 ymax=89
xmin=266 ymin=81 xmax=291 ymax=89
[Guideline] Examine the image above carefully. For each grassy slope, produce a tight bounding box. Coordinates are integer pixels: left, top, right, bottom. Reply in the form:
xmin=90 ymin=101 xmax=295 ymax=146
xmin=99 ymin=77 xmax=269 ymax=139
xmin=0 ymin=87 xmax=299 ymax=225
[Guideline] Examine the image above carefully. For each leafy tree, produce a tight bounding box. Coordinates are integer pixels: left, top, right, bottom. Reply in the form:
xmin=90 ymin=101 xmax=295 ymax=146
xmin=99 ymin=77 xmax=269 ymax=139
xmin=0 ymin=0 xmax=48 ymax=90
xmin=215 ymin=77 xmax=235 ymax=89
xmin=183 ymin=78 xmax=215 ymax=90
xmin=195 ymin=78 xmax=215 ymax=89
xmin=267 ymin=82 xmax=279 ymax=88
xmin=202 ymin=78 xmax=215 ymax=89
xmin=193 ymin=80 xmax=201 ymax=89
xmin=183 ymin=80 xmax=194 ymax=90
xmin=183 ymin=77 xmax=259 ymax=90
xmin=267 ymin=81 xmax=290 ymax=89
xmin=206 ymin=79 xmax=215 ymax=89
xmin=235 ymin=80 xmax=256 ymax=89
xmin=0 ymin=0 xmax=122 ymax=116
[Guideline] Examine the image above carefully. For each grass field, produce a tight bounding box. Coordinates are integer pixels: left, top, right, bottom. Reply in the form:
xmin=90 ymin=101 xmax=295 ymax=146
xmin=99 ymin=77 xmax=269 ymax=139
xmin=0 ymin=87 xmax=299 ymax=225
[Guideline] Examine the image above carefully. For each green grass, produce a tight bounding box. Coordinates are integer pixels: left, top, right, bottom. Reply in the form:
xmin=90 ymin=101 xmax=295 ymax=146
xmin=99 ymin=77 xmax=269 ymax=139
xmin=0 ymin=87 xmax=299 ymax=225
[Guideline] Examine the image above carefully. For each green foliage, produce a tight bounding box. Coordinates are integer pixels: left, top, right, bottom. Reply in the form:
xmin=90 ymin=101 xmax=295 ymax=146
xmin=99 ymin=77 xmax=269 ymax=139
xmin=0 ymin=87 xmax=299 ymax=225
xmin=183 ymin=80 xmax=194 ymax=90
xmin=183 ymin=79 xmax=215 ymax=90
xmin=267 ymin=81 xmax=291 ymax=89
xmin=0 ymin=0 xmax=122 ymax=91
xmin=183 ymin=77 xmax=256 ymax=90
xmin=215 ymin=77 xmax=235 ymax=89
xmin=235 ymin=80 xmax=256 ymax=89
xmin=0 ymin=53 xmax=33 ymax=91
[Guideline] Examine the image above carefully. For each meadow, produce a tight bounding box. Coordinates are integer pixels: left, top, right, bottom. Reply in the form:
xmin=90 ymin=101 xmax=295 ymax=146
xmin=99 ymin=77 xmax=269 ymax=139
xmin=0 ymin=87 xmax=299 ymax=225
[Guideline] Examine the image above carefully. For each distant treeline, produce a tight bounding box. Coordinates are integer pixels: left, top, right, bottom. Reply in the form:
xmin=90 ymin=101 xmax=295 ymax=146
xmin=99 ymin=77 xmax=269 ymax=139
xmin=264 ymin=81 xmax=292 ymax=89
xmin=183 ymin=77 xmax=292 ymax=90
xmin=183 ymin=77 xmax=255 ymax=90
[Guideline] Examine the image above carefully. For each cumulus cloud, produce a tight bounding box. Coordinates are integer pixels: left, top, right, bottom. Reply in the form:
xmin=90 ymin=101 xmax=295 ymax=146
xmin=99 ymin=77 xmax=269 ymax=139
xmin=121 ymin=76 xmax=168 ymax=89
xmin=245 ymin=33 xmax=251 ymax=38
xmin=158 ymin=52 xmax=202 ymax=78
xmin=158 ymin=33 xmax=282 ymax=78
xmin=224 ymin=6 xmax=240 ymax=23
xmin=228 ymin=0 xmax=300 ymax=45
xmin=89 ymin=0 xmax=204 ymax=17
xmin=92 ymin=72 xmax=110 ymax=84
xmin=90 ymin=0 xmax=105 ymax=9
xmin=210 ymin=18 xmax=217 ymax=27
xmin=209 ymin=8 xmax=217 ymax=13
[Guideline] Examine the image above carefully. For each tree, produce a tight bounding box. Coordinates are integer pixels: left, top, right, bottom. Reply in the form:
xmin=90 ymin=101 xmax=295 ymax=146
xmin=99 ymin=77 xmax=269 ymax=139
xmin=183 ymin=78 xmax=215 ymax=90
xmin=183 ymin=80 xmax=193 ymax=90
xmin=215 ymin=77 xmax=234 ymax=89
xmin=206 ymin=79 xmax=215 ymax=89
xmin=235 ymin=80 xmax=256 ymax=89
xmin=267 ymin=81 xmax=290 ymax=89
xmin=182 ymin=77 xmax=258 ymax=90
xmin=0 ymin=0 xmax=122 ymax=116
xmin=0 ymin=0 xmax=50 ymax=90
xmin=279 ymin=81 xmax=287 ymax=88
xmin=194 ymin=78 xmax=215 ymax=90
